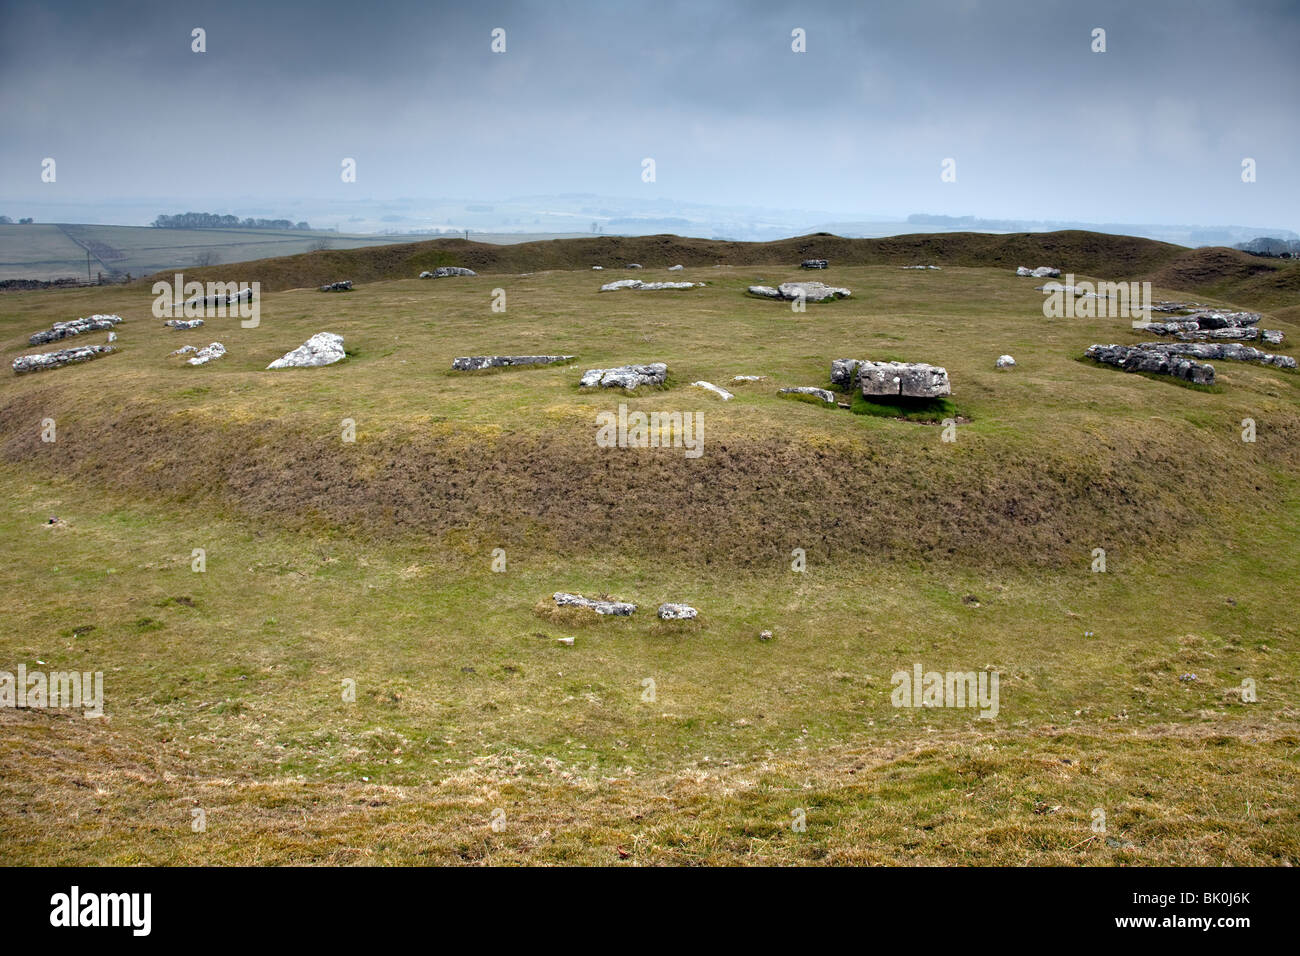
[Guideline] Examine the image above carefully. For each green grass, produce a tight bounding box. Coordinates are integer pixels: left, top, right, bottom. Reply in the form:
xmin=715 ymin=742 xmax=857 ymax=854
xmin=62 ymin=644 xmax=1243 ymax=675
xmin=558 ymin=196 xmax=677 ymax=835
xmin=0 ymin=252 xmax=1297 ymax=865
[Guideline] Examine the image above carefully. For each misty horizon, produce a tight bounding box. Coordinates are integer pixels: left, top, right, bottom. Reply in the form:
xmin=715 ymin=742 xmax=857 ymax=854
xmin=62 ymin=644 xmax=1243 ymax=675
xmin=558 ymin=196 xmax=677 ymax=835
xmin=3 ymin=0 xmax=1297 ymax=235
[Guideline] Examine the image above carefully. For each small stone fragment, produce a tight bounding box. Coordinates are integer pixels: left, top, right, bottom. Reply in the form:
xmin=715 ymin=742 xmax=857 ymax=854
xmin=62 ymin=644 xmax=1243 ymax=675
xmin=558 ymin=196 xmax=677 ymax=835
xmin=658 ymin=603 xmax=697 ymax=620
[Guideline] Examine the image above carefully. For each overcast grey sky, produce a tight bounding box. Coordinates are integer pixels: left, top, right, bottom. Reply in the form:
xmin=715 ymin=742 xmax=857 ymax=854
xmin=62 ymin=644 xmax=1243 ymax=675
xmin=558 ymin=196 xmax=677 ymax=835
xmin=2 ymin=0 xmax=1297 ymax=228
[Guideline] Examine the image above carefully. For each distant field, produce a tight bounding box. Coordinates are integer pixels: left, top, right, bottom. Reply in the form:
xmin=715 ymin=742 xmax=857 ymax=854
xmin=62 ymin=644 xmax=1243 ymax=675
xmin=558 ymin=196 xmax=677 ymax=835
xmin=0 ymin=224 xmax=589 ymax=283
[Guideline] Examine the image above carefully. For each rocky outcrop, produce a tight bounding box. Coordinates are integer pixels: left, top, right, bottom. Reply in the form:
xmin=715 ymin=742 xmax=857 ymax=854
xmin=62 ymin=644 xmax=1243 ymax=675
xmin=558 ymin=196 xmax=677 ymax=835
xmin=319 ymin=280 xmax=353 ymax=292
xmin=834 ymin=359 xmax=952 ymax=398
xmin=1016 ymin=266 xmax=1060 ymax=278
xmin=165 ymin=318 xmax=204 ymax=330
xmin=901 ymin=265 xmax=941 ymax=270
xmin=553 ymin=592 xmax=636 ymax=616
xmin=600 ymin=279 xmax=702 ymax=291
xmin=419 ymin=267 xmax=476 ymax=278
xmin=800 ymin=258 xmax=828 ymax=269
xmin=779 ymin=386 xmax=835 ymax=404
xmin=731 ymin=374 xmax=765 ymax=382
xmin=748 ymin=282 xmax=851 ymax=302
xmin=658 ymin=603 xmax=697 ymax=620
xmin=451 ymin=355 xmax=575 ymax=371
xmin=1139 ymin=341 xmax=1295 ymax=369
xmin=267 ymin=332 xmax=345 ymax=369
xmin=1085 ymin=344 xmax=1215 ymax=384
xmin=1141 ymin=324 xmax=1283 ymax=344
xmin=996 ymin=354 xmax=1016 ymax=368
xmin=29 ymin=314 xmax=122 ymax=346
xmin=626 ymin=264 xmax=642 ymax=269
xmin=690 ymin=381 xmax=733 ymax=400
xmin=579 ymin=363 xmax=667 ymax=389
xmin=13 ymin=345 xmax=115 ymax=374
xmin=668 ymin=264 xmax=684 ymax=271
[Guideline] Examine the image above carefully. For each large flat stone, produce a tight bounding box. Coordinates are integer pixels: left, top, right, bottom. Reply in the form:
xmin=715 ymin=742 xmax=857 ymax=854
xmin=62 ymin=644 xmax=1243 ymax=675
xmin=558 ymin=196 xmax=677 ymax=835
xmin=857 ymin=361 xmax=951 ymax=399
xmin=13 ymin=344 xmax=115 ymax=374
xmin=1139 ymin=341 xmax=1295 ymax=369
xmin=553 ymin=592 xmax=636 ymax=616
xmin=452 ymin=355 xmax=575 ymax=371
xmin=579 ymin=363 xmax=667 ymax=389
xmin=1085 ymin=344 xmax=1216 ymax=384
xmin=29 ymin=314 xmax=122 ymax=346
xmin=419 ymin=267 xmax=476 ymax=278
xmin=267 ymin=332 xmax=345 ymax=369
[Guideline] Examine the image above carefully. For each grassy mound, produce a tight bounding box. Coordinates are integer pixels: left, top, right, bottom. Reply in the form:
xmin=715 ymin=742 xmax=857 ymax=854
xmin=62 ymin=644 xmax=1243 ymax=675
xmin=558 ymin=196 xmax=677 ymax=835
xmin=119 ymin=229 xmax=1299 ymax=311
xmin=2 ymin=243 xmax=1297 ymax=866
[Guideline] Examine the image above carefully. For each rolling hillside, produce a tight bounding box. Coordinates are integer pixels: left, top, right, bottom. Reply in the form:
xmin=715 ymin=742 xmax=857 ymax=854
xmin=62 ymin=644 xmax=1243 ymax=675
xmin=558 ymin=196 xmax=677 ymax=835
xmin=144 ymin=229 xmax=1300 ymax=311
xmin=1 ymin=235 xmax=1296 ymax=866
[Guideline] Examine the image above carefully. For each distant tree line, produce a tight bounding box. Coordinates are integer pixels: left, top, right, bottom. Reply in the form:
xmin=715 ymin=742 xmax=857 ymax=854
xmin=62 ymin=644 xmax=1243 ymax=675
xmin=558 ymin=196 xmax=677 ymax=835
xmin=151 ymin=212 xmax=311 ymax=230
xmin=1234 ymin=237 xmax=1300 ymax=258
xmin=0 ymin=216 xmax=34 ymax=224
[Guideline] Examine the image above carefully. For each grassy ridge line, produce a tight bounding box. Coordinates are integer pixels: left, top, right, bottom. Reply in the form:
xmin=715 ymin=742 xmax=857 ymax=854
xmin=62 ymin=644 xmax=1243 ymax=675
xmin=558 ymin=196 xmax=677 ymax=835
xmin=140 ymin=229 xmax=1300 ymax=309
xmin=1 ymin=262 xmax=1297 ymax=570
xmin=3 ymin=384 xmax=1297 ymax=570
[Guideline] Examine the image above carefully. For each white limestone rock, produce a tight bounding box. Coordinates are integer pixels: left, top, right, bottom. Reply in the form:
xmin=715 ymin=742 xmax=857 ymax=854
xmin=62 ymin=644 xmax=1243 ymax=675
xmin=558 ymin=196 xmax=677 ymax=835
xmin=690 ymin=381 xmax=733 ymax=400
xmin=857 ymin=361 xmax=951 ymax=399
xmin=778 ymin=281 xmax=850 ymax=302
xmin=553 ymin=592 xmax=636 ymax=616
xmin=748 ymin=282 xmax=850 ymax=302
xmin=29 ymin=314 xmax=123 ymax=346
xmin=189 ymin=342 xmax=226 ymax=366
xmin=996 ymin=354 xmax=1016 ymax=368
xmin=452 ymin=355 xmax=575 ymax=371
xmin=13 ymin=345 xmax=115 ymax=374
xmin=658 ymin=603 xmax=698 ymax=620
xmin=267 ymin=332 xmax=345 ymax=369
xmin=579 ymin=363 xmax=667 ymax=389
xmin=779 ymin=386 xmax=836 ymax=404
xmin=600 ymin=279 xmax=702 ymax=291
